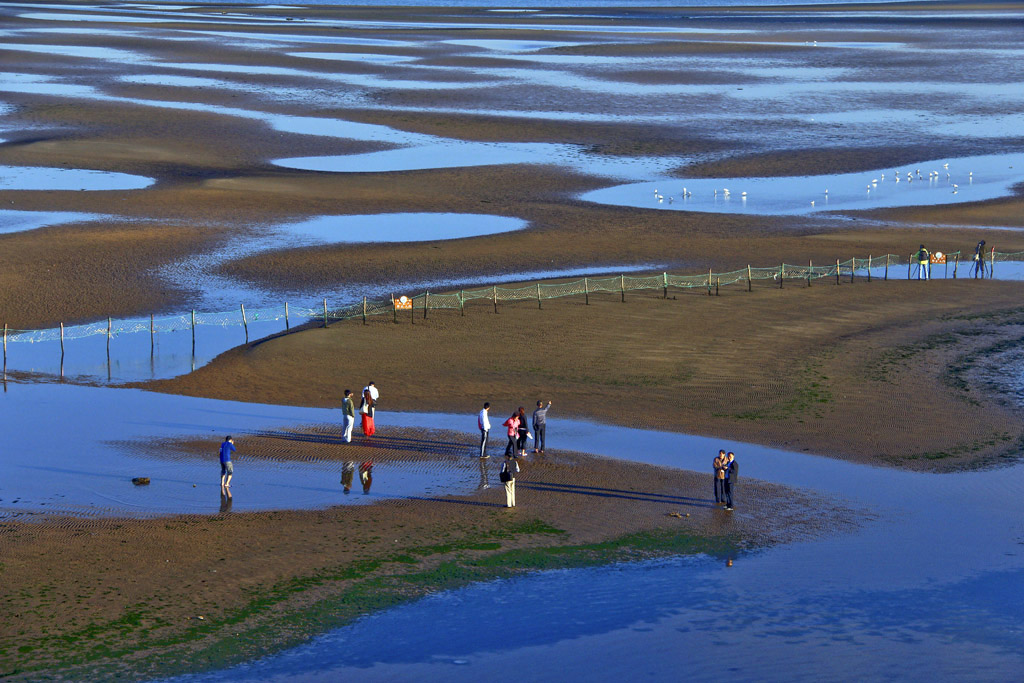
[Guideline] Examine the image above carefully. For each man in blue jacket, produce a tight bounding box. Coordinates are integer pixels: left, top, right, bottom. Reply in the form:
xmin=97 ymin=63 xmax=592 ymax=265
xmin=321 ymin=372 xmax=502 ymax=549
xmin=219 ymin=436 xmax=236 ymax=493
xmin=723 ymin=451 xmax=738 ymax=511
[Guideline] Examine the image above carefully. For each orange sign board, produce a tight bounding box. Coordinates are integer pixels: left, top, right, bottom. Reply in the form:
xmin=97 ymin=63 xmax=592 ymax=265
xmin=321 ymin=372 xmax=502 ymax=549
xmin=930 ymin=252 xmax=946 ymax=264
xmin=394 ymin=295 xmax=412 ymax=310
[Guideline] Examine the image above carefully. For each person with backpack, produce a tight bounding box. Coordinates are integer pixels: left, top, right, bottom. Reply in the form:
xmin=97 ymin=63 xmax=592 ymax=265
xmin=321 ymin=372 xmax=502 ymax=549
xmin=973 ymin=240 xmax=986 ymax=279
xmin=917 ymin=244 xmax=931 ymax=280
xmin=500 ymin=453 xmax=520 ymax=508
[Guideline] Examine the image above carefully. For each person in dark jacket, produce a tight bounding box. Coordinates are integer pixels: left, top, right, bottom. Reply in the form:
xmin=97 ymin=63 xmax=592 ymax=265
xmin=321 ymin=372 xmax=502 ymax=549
xmin=916 ymin=244 xmax=930 ymax=280
xmin=973 ymin=240 xmax=986 ymax=279
xmin=515 ymin=406 xmax=530 ymax=456
xmin=723 ymin=452 xmax=738 ymax=511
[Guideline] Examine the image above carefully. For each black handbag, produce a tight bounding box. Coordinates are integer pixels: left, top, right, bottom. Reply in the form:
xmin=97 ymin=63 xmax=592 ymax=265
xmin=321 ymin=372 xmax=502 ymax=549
xmin=499 ymin=467 xmax=512 ymax=483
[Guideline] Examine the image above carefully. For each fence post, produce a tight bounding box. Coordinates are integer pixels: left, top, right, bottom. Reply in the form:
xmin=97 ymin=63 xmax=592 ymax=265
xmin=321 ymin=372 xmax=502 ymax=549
xmin=663 ymin=272 xmax=668 ymax=299
xmin=836 ymin=259 xmax=840 ymax=285
xmin=850 ymin=257 xmax=855 ymax=283
xmin=60 ymin=322 xmax=65 ymax=357
xmin=241 ymin=303 xmax=248 ymax=342
xmin=191 ymin=309 xmax=196 ymax=354
xmin=716 ymin=276 xmax=720 ymax=296
xmin=953 ymin=253 xmax=959 ymax=279
xmin=392 ymin=295 xmax=397 ymax=324
xmin=493 ymin=285 xmax=498 ymax=314
xmin=460 ymin=290 xmax=465 ymax=316
xmin=424 ymin=291 xmax=429 ymax=319
xmin=3 ymin=323 xmax=6 ymax=366
xmin=323 ymin=298 xmax=329 ymax=328
xmin=907 ymin=256 xmax=912 ymax=280
xmin=107 ymin=316 xmax=112 ymax=353
xmin=990 ymin=246 xmax=995 ymax=278
xmin=808 ymin=259 xmax=813 ymax=287
xmin=620 ymin=274 xmax=625 ymax=302
xmin=285 ymin=302 xmax=290 ymax=331
xmin=362 ymin=297 xmax=366 ymax=325
xmin=150 ymin=313 xmax=155 ymax=353
xmin=411 ymin=294 xmax=415 ymax=325
xmin=747 ymin=265 xmax=752 ymax=292
xmin=707 ymin=268 xmax=713 ymax=296
xmin=867 ymin=255 xmax=872 ymax=283
xmin=885 ymin=254 xmax=889 ymax=281
xmin=584 ymin=277 xmax=589 ymax=305
xmin=537 ymin=282 xmax=542 ymax=310
xmin=779 ymin=263 xmax=784 ymax=289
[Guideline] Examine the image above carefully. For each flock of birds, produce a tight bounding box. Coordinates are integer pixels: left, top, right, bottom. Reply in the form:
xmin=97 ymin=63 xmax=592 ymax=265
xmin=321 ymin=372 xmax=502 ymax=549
xmin=651 ymin=162 xmax=974 ymax=208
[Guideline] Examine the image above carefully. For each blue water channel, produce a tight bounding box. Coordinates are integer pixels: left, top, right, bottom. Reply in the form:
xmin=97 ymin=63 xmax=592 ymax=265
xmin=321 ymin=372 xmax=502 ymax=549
xmin=24 ymin=385 xmax=1002 ymax=682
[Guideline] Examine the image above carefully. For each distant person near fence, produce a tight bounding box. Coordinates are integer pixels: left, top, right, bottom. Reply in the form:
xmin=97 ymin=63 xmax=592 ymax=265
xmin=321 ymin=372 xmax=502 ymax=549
xmin=973 ymin=240 xmax=987 ymax=279
xmin=917 ymin=245 xmax=931 ymax=280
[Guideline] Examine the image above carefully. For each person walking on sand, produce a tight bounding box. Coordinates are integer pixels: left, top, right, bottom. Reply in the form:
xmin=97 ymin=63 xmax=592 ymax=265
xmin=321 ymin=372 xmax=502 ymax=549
xmin=219 ymin=436 xmax=235 ymax=493
xmin=478 ymin=402 xmax=491 ymax=459
xmin=532 ymin=400 xmax=552 ymax=454
xmin=500 ymin=453 xmax=520 ymax=508
xmin=516 ymin=406 xmax=531 ymax=456
xmin=916 ymin=244 xmax=931 ymax=280
xmin=973 ymin=240 xmax=987 ymax=279
xmin=503 ymin=410 xmax=520 ymax=459
xmin=342 ymin=389 xmax=356 ymax=443
xmin=723 ymin=451 xmax=738 ymax=511
xmin=713 ymin=449 xmax=726 ymax=505
xmin=360 ymin=383 xmax=377 ymax=437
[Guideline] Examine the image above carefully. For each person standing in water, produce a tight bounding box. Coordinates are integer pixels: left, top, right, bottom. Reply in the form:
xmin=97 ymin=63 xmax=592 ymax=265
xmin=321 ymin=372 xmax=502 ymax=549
xmin=503 ymin=410 xmax=520 ymax=459
xmin=342 ymin=389 xmax=356 ymax=443
xmin=532 ymin=400 xmax=552 ymax=454
xmin=478 ymin=402 xmax=491 ymax=459
xmin=219 ymin=436 xmax=235 ymax=494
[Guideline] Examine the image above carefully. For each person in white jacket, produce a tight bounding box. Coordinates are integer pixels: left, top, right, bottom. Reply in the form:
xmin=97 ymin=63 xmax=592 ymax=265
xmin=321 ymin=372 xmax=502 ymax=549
xmin=478 ymin=402 xmax=491 ymax=459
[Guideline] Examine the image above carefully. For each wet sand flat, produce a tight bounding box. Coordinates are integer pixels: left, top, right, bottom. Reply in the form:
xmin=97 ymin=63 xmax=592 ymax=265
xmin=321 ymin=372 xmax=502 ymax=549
xmin=0 ymin=428 xmax=857 ymax=680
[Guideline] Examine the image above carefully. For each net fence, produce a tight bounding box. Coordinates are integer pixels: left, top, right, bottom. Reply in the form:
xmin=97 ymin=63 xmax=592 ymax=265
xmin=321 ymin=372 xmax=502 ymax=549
xmin=3 ymin=249 xmax=1018 ymax=346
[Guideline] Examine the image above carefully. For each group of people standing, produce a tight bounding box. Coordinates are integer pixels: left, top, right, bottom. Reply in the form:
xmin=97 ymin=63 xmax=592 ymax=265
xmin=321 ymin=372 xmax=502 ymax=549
xmin=477 ymin=400 xmax=552 ymax=508
xmin=341 ymin=381 xmax=379 ymax=442
xmin=713 ymin=450 xmax=738 ymax=511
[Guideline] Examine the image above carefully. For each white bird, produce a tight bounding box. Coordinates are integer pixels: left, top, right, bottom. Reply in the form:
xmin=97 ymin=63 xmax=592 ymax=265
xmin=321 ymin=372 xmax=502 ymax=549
xmin=881 ymin=174 xmax=885 ymax=181
xmin=943 ymin=163 xmax=949 ymax=169
xmin=741 ymin=191 xmax=747 ymax=197
xmin=872 ymin=179 xmax=878 ymax=185
xmin=811 ymin=200 xmax=815 ymax=206
xmin=953 ymin=183 xmax=958 ymax=189
xmin=714 ymin=189 xmax=718 ymax=196
xmin=824 ymin=189 xmax=829 ymax=195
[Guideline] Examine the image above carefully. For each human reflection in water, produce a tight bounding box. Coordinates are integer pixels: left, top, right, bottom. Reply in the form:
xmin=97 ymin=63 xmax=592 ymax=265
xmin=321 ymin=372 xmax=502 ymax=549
xmin=219 ymin=490 xmax=233 ymax=514
xmin=341 ymin=461 xmax=355 ymax=495
xmin=478 ymin=456 xmax=490 ymax=490
xmin=360 ymin=461 xmax=373 ymax=494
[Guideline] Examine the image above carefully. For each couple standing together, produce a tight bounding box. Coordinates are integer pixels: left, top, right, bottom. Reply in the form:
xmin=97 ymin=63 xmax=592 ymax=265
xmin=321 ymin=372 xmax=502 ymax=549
xmin=341 ymin=382 xmax=379 ymax=442
xmin=713 ymin=450 xmax=738 ymax=511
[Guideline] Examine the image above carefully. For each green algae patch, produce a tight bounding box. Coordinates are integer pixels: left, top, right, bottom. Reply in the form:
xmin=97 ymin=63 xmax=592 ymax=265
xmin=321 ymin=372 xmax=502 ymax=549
xmin=3 ymin=521 xmax=739 ymax=682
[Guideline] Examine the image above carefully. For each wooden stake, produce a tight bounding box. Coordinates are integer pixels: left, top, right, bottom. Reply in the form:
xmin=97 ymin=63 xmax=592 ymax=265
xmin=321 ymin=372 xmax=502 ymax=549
xmin=241 ymin=303 xmax=248 ymax=342
xmin=747 ymin=265 xmax=752 ymax=292
xmin=537 ymin=282 xmax=542 ymax=309
xmin=707 ymin=268 xmax=713 ymax=296
xmin=323 ymin=298 xmax=329 ymax=328
xmin=620 ymin=274 xmax=625 ymax=302
xmin=460 ymin=290 xmax=465 ymax=316
xmin=808 ymin=259 xmax=813 ymax=287
xmin=493 ymin=285 xmax=498 ymax=314
xmin=107 ymin=317 xmax=112 ymax=352
xmin=411 ymin=295 xmax=415 ymax=325
xmin=990 ymin=246 xmax=996 ymax=278
xmin=2 ymin=323 xmax=6 ymax=365
xmin=392 ymin=295 xmax=397 ymax=324
xmin=584 ymin=277 xmax=589 ymax=305
xmin=362 ymin=297 xmax=366 ymax=325
xmin=850 ymin=257 xmax=855 ymax=283
xmin=663 ymin=272 xmax=668 ymax=299
xmin=779 ymin=263 xmax=784 ymax=289
xmin=191 ymin=309 xmax=196 ymax=354
xmin=60 ymin=322 xmax=65 ymax=356
xmin=907 ymin=256 xmax=912 ymax=280
xmin=715 ymin=277 xmax=720 ymax=296
xmin=867 ymin=255 xmax=872 ymax=283
xmin=424 ymin=291 xmax=429 ymax=319
xmin=285 ymin=302 xmax=290 ymax=331
xmin=150 ymin=313 xmax=154 ymax=353
xmin=885 ymin=253 xmax=889 ymax=281
xmin=836 ymin=259 xmax=841 ymax=285
xmin=953 ymin=253 xmax=958 ymax=279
